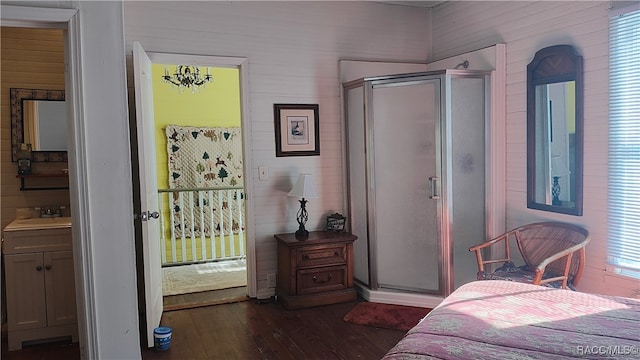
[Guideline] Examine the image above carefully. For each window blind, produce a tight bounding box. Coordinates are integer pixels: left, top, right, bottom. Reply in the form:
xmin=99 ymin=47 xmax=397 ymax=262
xmin=607 ymin=7 xmax=640 ymax=279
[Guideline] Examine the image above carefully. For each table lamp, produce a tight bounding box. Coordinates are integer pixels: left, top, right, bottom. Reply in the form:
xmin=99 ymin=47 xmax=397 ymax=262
xmin=287 ymin=173 xmax=319 ymax=239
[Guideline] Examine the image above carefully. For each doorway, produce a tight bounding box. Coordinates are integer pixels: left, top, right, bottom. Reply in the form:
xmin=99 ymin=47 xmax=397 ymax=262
xmin=0 ymin=25 xmax=79 ymax=357
xmin=151 ymin=63 xmax=248 ymax=305
xmin=132 ymin=44 xmax=255 ymax=346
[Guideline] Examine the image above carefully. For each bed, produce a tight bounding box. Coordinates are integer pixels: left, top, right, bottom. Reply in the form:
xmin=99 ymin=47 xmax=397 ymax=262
xmin=383 ymin=280 xmax=640 ymax=359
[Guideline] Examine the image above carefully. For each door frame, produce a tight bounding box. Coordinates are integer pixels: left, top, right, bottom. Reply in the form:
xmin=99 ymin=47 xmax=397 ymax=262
xmin=0 ymin=4 xmax=97 ymax=357
xmin=140 ymin=49 xmax=256 ymax=298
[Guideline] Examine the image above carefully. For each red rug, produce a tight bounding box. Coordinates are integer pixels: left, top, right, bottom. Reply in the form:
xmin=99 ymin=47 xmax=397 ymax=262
xmin=343 ymin=302 xmax=431 ymax=331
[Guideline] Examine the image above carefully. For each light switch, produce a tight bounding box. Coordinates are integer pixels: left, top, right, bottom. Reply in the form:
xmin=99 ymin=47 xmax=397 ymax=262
xmin=259 ymin=166 xmax=268 ymax=180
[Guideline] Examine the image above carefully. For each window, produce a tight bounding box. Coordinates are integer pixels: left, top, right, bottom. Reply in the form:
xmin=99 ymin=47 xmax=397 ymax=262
xmin=607 ymin=5 xmax=640 ymax=279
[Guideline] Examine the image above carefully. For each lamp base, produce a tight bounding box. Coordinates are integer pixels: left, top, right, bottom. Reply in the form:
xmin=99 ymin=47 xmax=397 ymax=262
xmin=294 ymin=198 xmax=310 ymax=239
xmin=295 ymin=226 xmax=309 ymax=240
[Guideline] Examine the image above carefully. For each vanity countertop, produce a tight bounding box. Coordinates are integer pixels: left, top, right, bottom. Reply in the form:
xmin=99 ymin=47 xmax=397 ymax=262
xmin=4 ymin=217 xmax=72 ymax=232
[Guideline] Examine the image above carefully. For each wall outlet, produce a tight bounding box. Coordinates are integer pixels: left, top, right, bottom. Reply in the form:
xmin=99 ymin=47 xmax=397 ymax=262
xmin=267 ymin=273 xmax=277 ymax=288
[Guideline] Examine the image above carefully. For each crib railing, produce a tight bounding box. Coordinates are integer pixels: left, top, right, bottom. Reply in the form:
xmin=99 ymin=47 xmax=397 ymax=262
xmin=157 ymin=187 xmax=245 ymax=265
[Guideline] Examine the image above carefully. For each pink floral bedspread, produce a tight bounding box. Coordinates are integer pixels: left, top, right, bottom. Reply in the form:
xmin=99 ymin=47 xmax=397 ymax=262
xmin=383 ymin=280 xmax=640 ymax=359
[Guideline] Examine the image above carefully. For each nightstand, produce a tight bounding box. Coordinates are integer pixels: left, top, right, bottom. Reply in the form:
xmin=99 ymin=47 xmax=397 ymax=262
xmin=275 ymin=231 xmax=357 ymax=309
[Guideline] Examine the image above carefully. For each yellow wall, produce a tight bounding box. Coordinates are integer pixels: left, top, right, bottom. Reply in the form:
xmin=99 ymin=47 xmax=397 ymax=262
xmin=151 ymin=64 xmax=241 ymax=189
xmin=151 ymin=65 xmax=242 ymax=263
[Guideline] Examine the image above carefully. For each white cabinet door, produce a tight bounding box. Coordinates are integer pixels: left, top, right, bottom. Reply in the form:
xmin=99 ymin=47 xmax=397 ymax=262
xmin=5 ymin=253 xmax=47 ymax=331
xmin=45 ymin=250 xmax=77 ymax=327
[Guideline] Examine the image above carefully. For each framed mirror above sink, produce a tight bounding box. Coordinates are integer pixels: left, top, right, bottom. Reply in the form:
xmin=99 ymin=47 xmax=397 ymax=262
xmin=527 ymin=45 xmax=583 ymax=216
xmin=10 ymin=88 xmax=68 ymax=162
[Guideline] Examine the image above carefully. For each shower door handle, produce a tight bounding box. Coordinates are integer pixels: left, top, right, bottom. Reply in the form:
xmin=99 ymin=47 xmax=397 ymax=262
xmin=429 ymin=176 xmax=440 ymax=200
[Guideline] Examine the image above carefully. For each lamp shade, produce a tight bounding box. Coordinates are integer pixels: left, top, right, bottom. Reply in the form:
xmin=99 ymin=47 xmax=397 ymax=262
xmin=287 ymin=174 xmax=319 ymax=199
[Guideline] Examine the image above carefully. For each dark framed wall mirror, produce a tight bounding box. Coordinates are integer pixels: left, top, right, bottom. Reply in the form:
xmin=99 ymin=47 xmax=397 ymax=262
xmin=10 ymin=88 xmax=68 ymax=162
xmin=527 ymin=45 xmax=583 ymax=216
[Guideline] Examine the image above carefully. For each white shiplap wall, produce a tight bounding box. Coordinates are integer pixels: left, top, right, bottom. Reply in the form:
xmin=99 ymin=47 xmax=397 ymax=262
xmin=432 ymin=1 xmax=638 ymax=297
xmin=123 ymin=1 xmax=430 ymax=297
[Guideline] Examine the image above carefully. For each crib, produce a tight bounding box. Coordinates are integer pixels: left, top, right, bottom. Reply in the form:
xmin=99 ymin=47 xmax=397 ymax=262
xmin=157 ymin=187 xmax=245 ymax=265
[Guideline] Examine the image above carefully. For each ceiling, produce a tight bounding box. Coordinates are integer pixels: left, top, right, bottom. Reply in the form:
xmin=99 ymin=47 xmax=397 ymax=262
xmin=377 ymin=1 xmax=447 ymax=8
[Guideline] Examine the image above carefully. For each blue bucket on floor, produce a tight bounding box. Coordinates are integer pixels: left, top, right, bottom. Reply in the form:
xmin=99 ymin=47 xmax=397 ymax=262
xmin=154 ymin=326 xmax=172 ymax=350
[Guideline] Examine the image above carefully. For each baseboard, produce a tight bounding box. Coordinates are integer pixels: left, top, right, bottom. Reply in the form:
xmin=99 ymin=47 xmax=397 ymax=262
xmin=163 ymin=287 xmax=249 ymax=311
xmin=354 ymin=283 xmax=444 ymax=309
xmin=256 ymin=287 xmax=275 ymax=300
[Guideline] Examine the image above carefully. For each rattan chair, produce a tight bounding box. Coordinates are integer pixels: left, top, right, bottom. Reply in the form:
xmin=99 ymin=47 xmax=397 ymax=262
xmin=468 ymin=222 xmax=590 ymax=290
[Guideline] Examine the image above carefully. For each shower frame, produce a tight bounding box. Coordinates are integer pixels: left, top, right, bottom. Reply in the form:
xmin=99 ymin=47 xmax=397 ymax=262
xmin=343 ymin=69 xmax=491 ymax=304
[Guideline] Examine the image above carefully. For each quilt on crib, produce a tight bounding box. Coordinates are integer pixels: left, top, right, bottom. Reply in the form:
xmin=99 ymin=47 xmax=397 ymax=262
xmin=166 ymin=125 xmax=244 ymax=236
xmin=383 ymin=280 xmax=640 ymax=360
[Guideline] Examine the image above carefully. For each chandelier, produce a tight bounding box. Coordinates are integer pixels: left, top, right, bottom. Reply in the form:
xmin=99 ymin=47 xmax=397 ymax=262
xmin=162 ymin=65 xmax=213 ymax=93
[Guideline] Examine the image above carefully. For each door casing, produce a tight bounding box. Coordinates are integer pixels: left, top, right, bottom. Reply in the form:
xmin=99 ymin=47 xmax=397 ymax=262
xmin=137 ymin=49 xmax=256 ymax=297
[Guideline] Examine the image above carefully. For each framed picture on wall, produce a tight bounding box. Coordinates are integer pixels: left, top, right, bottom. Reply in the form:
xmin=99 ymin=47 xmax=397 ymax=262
xmin=274 ymin=104 xmax=320 ymax=157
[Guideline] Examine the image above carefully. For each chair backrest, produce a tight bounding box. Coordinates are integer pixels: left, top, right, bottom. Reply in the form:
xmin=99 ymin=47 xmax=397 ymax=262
xmin=514 ymin=222 xmax=590 ymax=283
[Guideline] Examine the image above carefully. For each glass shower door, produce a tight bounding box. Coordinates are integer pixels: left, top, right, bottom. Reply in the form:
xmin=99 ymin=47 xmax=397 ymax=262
xmin=370 ymin=79 xmax=442 ymax=294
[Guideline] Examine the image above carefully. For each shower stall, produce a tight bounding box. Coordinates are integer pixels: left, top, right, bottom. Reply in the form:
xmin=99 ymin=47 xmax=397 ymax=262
xmin=343 ymin=70 xmax=490 ymax=304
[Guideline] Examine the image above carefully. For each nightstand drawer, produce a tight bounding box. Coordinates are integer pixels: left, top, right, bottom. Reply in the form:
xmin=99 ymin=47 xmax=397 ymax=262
xmin=297 ymin=245 xmax=346 ymax=268
xmin=297 ymin=265 xmax=347 ymax=295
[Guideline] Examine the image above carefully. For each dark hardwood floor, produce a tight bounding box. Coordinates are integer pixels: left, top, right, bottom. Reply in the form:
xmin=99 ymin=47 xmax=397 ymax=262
xmin=2 ymin=296 xmax=404 ymax=360
xmin=142 ymin=296 xmax=404 ymax=359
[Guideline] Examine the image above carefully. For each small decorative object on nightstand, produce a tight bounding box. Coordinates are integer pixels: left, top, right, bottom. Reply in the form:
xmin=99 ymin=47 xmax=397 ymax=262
xmin=325 ymin=213 xmax=346 ymax=232
xmin=275 ymin=231 xmax=357 ymax=309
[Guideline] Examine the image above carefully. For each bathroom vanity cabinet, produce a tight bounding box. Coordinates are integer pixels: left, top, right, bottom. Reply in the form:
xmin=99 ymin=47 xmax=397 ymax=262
xmin=2 ymin=219 xmax=78 ymax=351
